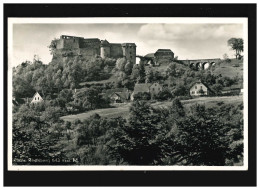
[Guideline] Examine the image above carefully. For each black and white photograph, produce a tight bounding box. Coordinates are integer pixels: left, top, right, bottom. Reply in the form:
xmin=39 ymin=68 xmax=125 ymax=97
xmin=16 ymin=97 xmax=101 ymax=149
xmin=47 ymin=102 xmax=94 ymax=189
xmin=7 ymin=17 xmax=248 ymax=171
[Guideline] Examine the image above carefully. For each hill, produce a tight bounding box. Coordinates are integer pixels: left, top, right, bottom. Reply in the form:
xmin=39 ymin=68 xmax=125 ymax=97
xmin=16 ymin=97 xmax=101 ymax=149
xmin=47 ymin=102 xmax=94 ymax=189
xmin=60 ymin=96 xmax=243 ymax=122
xmin=212 ymin=59 xmax=243 ymax=78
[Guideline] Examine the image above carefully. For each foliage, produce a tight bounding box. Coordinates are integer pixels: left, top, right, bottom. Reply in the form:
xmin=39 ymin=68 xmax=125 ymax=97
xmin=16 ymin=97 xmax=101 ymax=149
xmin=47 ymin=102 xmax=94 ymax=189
xmin=48 ymin=38 xmax=59 ymax=55
xmin=155 ymin=88 xmax=173 ymax=100
xmin=12 ymin=105 xmax=56 ymax=164
xmin=109 ymin=101 xmax=173 ymax=165
xmin=227 ymin=38 xmax=244 ymax=59
xmin=133 ymin=92 xmax=151 ymax=101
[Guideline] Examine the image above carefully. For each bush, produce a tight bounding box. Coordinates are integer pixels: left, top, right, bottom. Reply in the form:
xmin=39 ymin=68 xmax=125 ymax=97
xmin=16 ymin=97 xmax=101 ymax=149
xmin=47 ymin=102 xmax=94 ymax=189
xmin=133 ymin=92 xmax=151 ymax=101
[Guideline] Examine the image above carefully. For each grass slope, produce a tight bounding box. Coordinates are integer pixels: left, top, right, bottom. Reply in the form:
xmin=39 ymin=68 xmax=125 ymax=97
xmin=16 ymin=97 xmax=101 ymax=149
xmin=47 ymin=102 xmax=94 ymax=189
xmin=60 ymin=96 xmax=243 ymax=122
xmin=212 ymin=59 xmax=243 ymax=78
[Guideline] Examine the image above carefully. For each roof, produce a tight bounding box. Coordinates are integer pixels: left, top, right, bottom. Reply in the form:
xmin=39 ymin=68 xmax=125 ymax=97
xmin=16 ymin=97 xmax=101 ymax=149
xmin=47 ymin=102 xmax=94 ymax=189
xmin=103 ymin=88 xmax=128 ymax=97
xmin=32 ymin=92 xmax=44 ymax=99
xmin=222 ymin=84 xmax=242 ymax=91
xmin=121 ymin=43 xmax=136 ymax=47
xmin=84 ymin=38 xmax=100 ymax=41
xmin=155 ymin=49 xmax=173 ymax=53
xmin=61 ymin=35 xmax=84 ymax=39
xmin=133 ymin=83 xmax=152 ymax=93
xmin=112 ymin=92 xmax=130 ymax=100
xmin=101 ymin=40 xmax=110 ymax=46
xmin=189 ymin=81 xmax=214 ymax=93
xmin=145 ymin=53 xmax=155 ymax=58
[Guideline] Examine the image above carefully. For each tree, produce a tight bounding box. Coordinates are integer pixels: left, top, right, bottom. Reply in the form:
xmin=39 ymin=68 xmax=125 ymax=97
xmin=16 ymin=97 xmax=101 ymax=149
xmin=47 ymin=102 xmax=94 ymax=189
xmin=223 ymin=53 xmax=231 ymax=63
xmin=115 ymin=57 xmax=127 ymax=72
xmin=131 ymin=64 xmax=140 ymax=81
xmin=172 ymin=104 xmax=231 ymax=165
xmin=110 ymin=101 xmax=173 ymax=165
xmin=85 ymin=87 xmax=100 ymax=110
xmin=48 ymin=38 xmax=59 ymax=55
xmin=155 ymin=88 xmax=173 ymax=100
xmin=212 ymin=84 xmax=223 ymax=95
xmin=138 ymin=62 xmax=146 ymax=83
xmin=124 ymin=61 xmax=133 ymax=75
xmin=12 ymin=105 xmax=56 ymax=164
xmin=57 ymin=89 xmax=74 ymax=109
xmin=145 ymin=69 xmax=154 ymax=83
xmin=227 ymin=38 xmax=244 ymax=59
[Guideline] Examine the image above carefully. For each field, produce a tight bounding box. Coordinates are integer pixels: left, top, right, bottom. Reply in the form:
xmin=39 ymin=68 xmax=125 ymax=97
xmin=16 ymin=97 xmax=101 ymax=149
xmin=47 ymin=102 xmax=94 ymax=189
xmin=60 ymin=96 xmax=243 ymax=122
xmin=212 ymin=59 xmax=243 ymax=78
xmin=60 ymin=103 xmax=131 ymax=122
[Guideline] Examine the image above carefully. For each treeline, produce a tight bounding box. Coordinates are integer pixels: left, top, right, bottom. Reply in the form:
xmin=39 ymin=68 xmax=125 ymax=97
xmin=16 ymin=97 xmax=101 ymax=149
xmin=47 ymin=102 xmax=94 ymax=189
xmin=13 ymin=55 xmax=116 ymax=99
xmin=13 ymin=98 xmax=243 ymax=166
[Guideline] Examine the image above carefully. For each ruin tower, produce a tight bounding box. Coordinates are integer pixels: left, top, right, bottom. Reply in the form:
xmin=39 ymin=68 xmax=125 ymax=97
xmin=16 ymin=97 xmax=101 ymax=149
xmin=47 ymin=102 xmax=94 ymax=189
xmin=122 ymin=43 xmax=136 ymax=64
xmin=100 ymin=40 xmax=111 ymax=58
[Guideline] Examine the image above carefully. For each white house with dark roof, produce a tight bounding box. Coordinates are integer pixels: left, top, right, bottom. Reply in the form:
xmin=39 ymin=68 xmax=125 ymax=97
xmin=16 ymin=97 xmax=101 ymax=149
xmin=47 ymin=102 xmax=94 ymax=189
xmin=31 ymin=92 xmax=44 ymax=104
xmin=189 ymin=81 xmax=211 ymax=96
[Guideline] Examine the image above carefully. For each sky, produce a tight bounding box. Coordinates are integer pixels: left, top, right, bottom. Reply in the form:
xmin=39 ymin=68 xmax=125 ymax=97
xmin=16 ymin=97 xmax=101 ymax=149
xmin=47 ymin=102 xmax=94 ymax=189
xmin=12 ymin=23 xmax=243 ymax=66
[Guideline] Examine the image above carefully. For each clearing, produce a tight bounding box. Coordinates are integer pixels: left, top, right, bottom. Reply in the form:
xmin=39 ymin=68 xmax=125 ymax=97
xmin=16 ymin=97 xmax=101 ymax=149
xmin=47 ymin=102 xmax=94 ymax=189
xmin=60 ymin=96 xmax=243 ymax=122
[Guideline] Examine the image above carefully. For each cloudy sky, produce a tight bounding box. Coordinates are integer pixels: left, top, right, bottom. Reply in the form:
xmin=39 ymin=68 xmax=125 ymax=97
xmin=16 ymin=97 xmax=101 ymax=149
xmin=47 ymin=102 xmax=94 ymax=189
xmin=12 ymin=23 xmax=243 ymax=66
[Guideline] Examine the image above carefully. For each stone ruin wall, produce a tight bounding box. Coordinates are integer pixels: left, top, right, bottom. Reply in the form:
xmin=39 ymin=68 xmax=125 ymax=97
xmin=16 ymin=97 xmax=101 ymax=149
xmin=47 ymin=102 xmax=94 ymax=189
xmin=54 ymin=35 xmax=136 ymax=64
xmin=110 ymin=44 xmax=124 ymax=58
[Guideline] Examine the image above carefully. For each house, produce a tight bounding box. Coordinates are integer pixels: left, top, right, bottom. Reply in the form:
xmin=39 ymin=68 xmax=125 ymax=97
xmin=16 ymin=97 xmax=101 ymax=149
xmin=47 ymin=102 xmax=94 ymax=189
xmin=189 ymin=81 xmax=212 ymax=96
xmin=131 ymin=82 xmax=163 ymax=100
xmin=31 ymin=92 xmax=44 ymax=104
xmin=110 ymin=92 xmax=131 ymax=103
xmin=150 ymin=83 xmax=163 ymax=96
xmin=103 ymin=88 xmax=131 ymax=103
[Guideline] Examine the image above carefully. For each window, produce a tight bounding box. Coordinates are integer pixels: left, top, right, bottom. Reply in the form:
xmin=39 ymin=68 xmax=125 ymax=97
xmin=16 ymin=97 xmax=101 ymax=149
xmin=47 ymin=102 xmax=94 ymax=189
xmin=153 ymin=88 xmax=155 ymax=91
xmin=195 ymin=86 xmax=197 ymax=89
xmin=35 ymin=97 xmax=36 ymax=100
xmin=38 ymin=97 xmax=39 ymax=100
xmin=200 ymin=86 xmax=202 ymax=89
xmin=192 ymin=91 xmax=195 ymax=94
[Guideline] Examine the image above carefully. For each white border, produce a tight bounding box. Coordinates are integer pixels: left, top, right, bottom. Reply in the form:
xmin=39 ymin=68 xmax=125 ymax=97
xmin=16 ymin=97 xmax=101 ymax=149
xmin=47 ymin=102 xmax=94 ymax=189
xmin=8 ymin=17 xmax=248 ymax=171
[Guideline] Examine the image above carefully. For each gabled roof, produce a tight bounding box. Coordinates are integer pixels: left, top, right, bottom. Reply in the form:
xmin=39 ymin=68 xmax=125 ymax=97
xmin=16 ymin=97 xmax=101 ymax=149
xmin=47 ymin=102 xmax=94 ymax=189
xmin=112 ymin=92 xmax=130 ymax=100
xmin=189 ymin=81 xmax=213 ymax=93
xmin=103 ymin=88 xmax=128 ymax=97
xmin=101 ymin=39 xmax=110 ymax=46
xmin=32 ymin=92 xmax=44 ymax=99
xmin=133 ymin=83 xmax=152 ymax=93
xmin=155 ymin=49 xmax=174 ymax=53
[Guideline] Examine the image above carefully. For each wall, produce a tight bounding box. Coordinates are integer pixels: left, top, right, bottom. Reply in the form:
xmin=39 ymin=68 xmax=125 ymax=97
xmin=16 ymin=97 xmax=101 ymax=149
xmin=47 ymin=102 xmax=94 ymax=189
xmin=101 ymin=46 xmax=111 ymax=58
xmin=122 ymin=44 xmax=136 ymax=64
xmin=54 ymin=36 xmax=136 ymax=63
xmin=56 ymin=39 xmax=64 ymax=49
xmin=150 ymin=83 xmax=162 ymax=96
xmin=155 ymin=52 xmax=174 ymax=60
xmin=110 ymin=44 xmax=123 ymax=58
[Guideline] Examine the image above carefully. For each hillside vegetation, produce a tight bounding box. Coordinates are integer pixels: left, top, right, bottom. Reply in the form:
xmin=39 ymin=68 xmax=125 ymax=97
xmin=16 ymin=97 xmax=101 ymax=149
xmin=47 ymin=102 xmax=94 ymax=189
xmin=212 ymin=59 xmax=243 ymax=78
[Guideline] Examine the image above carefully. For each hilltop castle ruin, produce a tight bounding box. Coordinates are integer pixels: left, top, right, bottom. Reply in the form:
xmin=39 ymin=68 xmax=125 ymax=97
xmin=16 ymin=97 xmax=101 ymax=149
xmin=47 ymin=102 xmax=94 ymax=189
xmin=55 ymin=35 xmax=137 ymax=64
